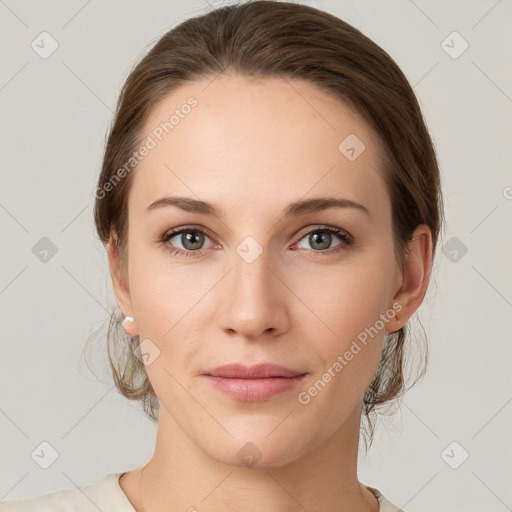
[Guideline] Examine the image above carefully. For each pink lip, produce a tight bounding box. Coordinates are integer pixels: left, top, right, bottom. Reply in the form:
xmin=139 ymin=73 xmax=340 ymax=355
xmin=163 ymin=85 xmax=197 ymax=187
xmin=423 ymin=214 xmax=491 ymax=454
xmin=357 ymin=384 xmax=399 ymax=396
xmin=203 ymin=363 xmax=307 ymax=401
xmin=204 ymin=363 xmax=304 ymax=378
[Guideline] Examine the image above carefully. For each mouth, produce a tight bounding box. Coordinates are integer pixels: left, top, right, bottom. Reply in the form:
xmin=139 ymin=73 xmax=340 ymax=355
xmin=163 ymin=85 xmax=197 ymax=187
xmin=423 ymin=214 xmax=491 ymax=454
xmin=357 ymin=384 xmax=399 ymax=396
xmin=203 ymin=363 xmax=307 ymax=401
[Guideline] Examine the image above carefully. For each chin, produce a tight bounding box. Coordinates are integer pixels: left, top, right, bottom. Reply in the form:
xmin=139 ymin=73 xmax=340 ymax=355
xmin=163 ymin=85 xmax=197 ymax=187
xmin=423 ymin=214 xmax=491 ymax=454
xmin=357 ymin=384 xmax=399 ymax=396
xmin=200 ymin=419 xmax=314 ymax=469
xmin=209 ymin=441 xmax=305 ymax=470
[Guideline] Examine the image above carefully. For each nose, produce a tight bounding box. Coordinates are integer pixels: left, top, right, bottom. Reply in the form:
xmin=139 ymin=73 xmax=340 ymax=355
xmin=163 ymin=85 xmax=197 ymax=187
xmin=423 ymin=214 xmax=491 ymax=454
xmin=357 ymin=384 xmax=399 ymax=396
xmin=216 ymin=249 xmax=289 ymax=341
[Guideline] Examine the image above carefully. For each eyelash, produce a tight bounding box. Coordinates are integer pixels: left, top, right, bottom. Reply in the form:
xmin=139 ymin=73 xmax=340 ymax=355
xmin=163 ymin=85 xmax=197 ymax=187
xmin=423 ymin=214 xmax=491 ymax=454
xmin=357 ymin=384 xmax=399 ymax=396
xmin=159 ymin=224 xmax=353 ymax=259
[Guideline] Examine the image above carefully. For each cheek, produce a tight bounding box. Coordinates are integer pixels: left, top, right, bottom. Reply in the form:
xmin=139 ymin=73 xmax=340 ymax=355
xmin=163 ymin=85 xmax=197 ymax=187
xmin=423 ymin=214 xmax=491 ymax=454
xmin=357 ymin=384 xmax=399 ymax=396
xmin=127 ymin=244 xmax=215 ymax=377
xmin=127 ymin=240 xmax=195 ymax=333
xmin=293 ymin=257 xmax=393 ymax=345
xmin=294 ymin=265 xmax=389 ymax=425
xmin=291 ymin=253 xmax=394 ymax=399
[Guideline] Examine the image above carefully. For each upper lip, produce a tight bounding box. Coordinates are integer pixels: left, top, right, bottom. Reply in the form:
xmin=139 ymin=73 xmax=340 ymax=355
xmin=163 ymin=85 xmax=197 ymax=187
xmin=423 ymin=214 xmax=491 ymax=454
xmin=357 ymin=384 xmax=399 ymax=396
xmin=204 ymin=363 xmax=306 ymax=378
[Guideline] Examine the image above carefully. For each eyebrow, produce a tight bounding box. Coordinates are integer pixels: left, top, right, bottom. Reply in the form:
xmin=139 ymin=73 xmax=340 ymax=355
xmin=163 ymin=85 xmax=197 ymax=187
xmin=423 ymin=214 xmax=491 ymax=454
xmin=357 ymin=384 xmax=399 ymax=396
xmin=146 ymin=196 xmax=370 ymax=218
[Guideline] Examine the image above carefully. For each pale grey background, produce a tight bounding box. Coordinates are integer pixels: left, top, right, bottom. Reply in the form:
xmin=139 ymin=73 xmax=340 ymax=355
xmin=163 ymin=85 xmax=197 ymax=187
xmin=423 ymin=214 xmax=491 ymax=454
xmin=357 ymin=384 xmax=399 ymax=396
xmin=1 ymin=1 xmax=511 ymax=511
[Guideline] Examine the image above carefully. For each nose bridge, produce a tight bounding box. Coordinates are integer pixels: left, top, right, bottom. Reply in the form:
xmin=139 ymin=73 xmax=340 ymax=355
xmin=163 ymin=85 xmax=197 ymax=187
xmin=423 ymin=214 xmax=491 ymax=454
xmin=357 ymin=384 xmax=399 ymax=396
xmin=226 ymin=213 xmax=276 ymax=277
xmin=231 ymin=239 xmax=274 ymax=297
xmin=218 ymin=237 xmax=284 ymax=337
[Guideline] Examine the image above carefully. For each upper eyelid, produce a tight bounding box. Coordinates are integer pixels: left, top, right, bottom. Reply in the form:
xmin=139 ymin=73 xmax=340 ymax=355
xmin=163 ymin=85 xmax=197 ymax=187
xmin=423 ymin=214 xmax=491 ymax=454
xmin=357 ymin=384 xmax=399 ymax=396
xmin=296 ymin=224 xmax=350 ymax=238
xmin=163 ymin=224 xmax=215 ymax=240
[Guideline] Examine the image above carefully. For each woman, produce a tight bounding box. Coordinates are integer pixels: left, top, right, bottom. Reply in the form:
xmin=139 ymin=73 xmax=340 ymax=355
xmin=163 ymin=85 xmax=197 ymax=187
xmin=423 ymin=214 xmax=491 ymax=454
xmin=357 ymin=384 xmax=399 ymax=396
xmin=1 ymin=1 xmax=443 ymax=510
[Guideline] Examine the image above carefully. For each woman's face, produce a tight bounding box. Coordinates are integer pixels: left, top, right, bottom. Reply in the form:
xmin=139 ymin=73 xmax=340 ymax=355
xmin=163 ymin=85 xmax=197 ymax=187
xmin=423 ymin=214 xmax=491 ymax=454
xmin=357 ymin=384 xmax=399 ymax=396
xmin=114 ymin=74 xmax=404 ymax=467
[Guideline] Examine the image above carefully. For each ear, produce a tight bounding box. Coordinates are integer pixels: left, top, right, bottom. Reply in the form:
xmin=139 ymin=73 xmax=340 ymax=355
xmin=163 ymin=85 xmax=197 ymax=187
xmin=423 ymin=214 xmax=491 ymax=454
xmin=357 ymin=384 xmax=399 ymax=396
xmin=386 ymin=224 xmax=433 ymax=334
xmin=108 ymin=233 xmax=138 ymax=337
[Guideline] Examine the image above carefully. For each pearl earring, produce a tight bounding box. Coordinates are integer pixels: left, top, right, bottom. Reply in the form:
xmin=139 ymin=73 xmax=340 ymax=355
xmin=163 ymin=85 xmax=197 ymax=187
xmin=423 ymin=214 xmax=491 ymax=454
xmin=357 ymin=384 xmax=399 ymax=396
xmin=121 ymin=315 xmax=136 ymax=336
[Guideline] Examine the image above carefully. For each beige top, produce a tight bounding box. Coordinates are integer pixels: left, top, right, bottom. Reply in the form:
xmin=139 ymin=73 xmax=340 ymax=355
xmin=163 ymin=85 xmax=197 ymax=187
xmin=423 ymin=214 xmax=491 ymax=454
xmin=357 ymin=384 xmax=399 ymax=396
xmin=0 ymin=472 xmax=405 ymax=511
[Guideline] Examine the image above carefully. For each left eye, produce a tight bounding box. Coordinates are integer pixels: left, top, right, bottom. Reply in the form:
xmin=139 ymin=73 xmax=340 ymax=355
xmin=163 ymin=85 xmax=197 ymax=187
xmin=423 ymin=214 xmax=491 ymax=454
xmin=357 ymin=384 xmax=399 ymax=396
xmin=294 ymin=226 xmax=351 ymax=252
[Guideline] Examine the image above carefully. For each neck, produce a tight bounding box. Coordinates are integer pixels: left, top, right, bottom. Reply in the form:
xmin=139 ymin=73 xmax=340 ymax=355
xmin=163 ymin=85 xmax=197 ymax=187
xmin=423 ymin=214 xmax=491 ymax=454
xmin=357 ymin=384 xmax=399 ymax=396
xmin=137 ymin=401 xmax=379 ymax=512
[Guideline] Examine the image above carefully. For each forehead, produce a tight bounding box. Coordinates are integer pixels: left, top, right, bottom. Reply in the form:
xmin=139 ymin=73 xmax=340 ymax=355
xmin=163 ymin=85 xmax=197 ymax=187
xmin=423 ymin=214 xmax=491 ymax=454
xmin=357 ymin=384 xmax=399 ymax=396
xmin=129 ymin=73 xmax=389 ymax=220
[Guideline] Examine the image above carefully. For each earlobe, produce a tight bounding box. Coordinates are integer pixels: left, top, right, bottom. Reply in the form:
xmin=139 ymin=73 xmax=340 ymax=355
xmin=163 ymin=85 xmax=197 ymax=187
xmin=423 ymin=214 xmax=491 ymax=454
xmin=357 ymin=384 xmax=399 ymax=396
xmin=387 ymin=224 xmax=433 ymax=333
xmin=386 ymin=301 xmax=404 ymax=334
xmin=122 ymin=315 xmax=138 ymax=337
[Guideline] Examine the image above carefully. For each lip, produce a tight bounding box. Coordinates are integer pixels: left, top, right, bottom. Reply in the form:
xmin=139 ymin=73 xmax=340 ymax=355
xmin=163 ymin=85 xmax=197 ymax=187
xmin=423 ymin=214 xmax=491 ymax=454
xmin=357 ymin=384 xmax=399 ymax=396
xmin=204 ymin=363 xmax=305 ymax=378
xmin=203 ymin=363 xmax=307 ymax=402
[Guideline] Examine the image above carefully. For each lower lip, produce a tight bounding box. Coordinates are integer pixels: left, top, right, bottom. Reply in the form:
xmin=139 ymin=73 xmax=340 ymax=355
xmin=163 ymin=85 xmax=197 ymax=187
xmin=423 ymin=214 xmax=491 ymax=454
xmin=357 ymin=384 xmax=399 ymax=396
xmin=204 ymin=374 xmax=307 ymax=401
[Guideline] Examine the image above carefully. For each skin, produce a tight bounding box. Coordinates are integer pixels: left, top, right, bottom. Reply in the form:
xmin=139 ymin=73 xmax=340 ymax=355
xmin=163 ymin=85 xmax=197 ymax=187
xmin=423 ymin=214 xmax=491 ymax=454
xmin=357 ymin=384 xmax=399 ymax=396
xmin=109 ymin=73 xmax=432 ymax=512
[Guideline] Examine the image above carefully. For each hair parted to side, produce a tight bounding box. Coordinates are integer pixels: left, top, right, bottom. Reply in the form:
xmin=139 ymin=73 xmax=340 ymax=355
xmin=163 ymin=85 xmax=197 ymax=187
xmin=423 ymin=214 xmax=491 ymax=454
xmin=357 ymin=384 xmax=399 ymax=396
xmin=89 ymin=0 xmax=445 ymax=451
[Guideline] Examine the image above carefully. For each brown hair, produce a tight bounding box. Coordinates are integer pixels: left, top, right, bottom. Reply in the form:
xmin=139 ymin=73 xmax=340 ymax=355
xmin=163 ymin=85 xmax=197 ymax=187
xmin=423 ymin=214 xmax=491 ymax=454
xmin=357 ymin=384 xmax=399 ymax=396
xmin=89 ymin=0 xmax=445 ymax=450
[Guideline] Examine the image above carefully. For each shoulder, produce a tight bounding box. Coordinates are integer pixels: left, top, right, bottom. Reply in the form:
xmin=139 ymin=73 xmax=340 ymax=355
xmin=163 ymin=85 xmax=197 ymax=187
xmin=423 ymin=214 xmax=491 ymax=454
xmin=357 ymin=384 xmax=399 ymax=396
xmin=366 ymin=485 xmax=406 ymax=512
xmin=0 ymin=472 xmax=135 ymax=512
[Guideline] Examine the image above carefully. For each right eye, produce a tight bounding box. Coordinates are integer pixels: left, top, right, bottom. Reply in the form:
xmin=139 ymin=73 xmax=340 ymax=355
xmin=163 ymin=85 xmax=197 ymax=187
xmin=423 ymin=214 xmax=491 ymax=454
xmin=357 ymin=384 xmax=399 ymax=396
xmin=160 ymin=226 xmax=216 ymax=258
